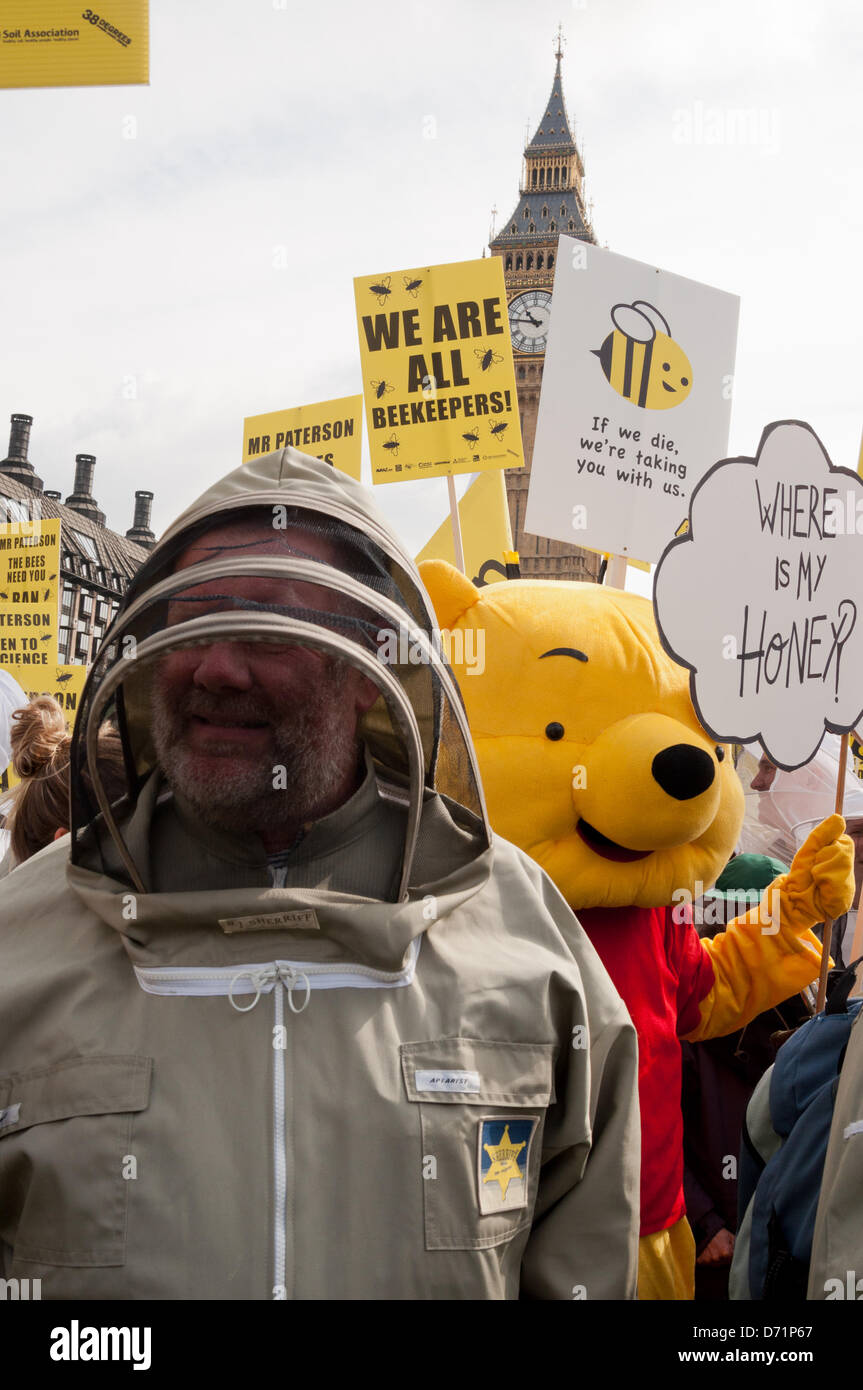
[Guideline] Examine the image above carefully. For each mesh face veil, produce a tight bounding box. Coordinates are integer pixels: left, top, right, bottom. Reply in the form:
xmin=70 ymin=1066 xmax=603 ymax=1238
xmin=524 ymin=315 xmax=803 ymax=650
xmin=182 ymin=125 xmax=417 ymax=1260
xmin=69 ymin=450 xmax=490 ymax=899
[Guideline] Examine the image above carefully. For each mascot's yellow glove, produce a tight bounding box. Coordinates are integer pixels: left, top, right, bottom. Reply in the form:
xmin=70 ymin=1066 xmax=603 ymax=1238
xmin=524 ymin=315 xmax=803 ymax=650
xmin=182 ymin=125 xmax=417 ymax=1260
xmin=684 ymin=814 xmax=855 ymax=1043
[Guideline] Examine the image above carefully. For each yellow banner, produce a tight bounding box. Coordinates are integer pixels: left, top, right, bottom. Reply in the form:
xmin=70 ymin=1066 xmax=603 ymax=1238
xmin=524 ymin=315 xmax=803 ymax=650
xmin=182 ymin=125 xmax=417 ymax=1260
xmin=417 ymin=471 xmax=514 ymax=585
xmin=1 ymin=664 xmax=89 ymax=792
xmin=851 ymin=731 xmax=863 ymax=783
xmin=354 ymin=257 xmax=524 ymax=484
xmin=0 ymin=520 xmax=60 ymax=671
xmin=242 ymin=395 xmax=363 ymax=481
xmin=0 ymin=1 xmax=148 ymax=88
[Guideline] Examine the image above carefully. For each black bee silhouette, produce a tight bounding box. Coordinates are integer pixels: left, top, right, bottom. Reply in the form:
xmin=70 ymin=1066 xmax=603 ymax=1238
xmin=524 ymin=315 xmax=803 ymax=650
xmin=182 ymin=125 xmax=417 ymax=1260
xmin=370 ymin=379 xmax=395 ymax=400
xmin=403 ymin=275 xmax=423 ymax=297
xmin=43 ymin=588 xmax=51 ymax=601
xmin=39 ymin=633 xmax=52 ymax=642
xmin=382 ymin=433 xmax=401 ymax=458
xmin=55 ymin=670 xmax=73 ymax=684
xmin=0 ymin=592 xmax=7 ymax=600
xmin=474 ymin=346 xmax=504 ymax=372
xmin=369 ymin=276 xmax=392 ymax=306
xmin=48 ymin=573 xmax=57 ymax=581
xmin=489 ymin=421 xmax=509 ymax=439
xmin=462 ymin=429 xmax=481 ymax=447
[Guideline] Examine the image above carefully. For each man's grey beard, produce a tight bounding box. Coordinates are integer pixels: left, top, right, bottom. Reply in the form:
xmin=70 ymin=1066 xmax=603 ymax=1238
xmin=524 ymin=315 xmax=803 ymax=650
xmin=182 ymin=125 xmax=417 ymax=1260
xmin=150 ymin=662 xmax=362 ymax=837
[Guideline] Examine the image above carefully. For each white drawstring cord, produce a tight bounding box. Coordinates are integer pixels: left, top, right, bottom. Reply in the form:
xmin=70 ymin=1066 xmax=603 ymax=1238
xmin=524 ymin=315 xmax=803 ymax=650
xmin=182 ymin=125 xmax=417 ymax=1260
xmin=229 ymin=967 xmax=272 ymax=1012
xmin=229 ymin=964 xmax=311 ymax=1014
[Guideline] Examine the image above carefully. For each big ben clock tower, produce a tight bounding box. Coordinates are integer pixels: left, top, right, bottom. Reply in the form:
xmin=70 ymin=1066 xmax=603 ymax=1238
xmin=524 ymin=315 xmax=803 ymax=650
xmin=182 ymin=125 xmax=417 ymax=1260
xmin=490 ymin=37 xmax=600 ymax=581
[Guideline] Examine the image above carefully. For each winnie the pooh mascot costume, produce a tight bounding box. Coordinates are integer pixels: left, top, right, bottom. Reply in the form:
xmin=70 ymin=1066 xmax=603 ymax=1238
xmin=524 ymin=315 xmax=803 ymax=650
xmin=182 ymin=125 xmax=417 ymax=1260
xmin=420 ymin=564 xmax=855 ymax=1300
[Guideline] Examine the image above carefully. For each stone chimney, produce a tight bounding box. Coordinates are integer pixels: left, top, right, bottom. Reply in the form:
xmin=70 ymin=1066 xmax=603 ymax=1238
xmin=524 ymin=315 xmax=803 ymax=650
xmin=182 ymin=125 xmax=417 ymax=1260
xmin=0 ymin=414 xmax=44 ymax=492
xmin=126 ymin=490 xmax=155 ymax=549
xmin=65 ymin=454 xmax=106 ymax=526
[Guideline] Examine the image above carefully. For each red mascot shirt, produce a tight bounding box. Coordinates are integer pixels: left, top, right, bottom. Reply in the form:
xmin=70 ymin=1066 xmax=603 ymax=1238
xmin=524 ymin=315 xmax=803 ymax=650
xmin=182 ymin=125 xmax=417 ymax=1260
xmin=578 ymin=903 xmax=715 ymax=1237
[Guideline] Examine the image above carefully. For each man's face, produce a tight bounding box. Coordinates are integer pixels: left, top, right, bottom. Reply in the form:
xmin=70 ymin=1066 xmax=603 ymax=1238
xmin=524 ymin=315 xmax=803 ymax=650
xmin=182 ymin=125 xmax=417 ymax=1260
xmin=149 ymin=521 xmax=379 ymax=841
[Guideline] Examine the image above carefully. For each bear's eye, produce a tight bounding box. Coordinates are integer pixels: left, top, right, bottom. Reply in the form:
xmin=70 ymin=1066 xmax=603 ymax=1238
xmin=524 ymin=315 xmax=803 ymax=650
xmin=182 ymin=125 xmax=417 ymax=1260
xmin=545 ymin=722 xmax=565 ymax=741
xmin=715 ymin=746 xmax=725 ymax=762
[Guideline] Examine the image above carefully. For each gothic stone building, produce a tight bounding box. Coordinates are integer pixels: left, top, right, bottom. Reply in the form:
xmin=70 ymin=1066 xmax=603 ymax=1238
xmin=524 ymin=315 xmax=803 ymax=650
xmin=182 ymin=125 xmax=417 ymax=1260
xmin=0 ymin=413 xmax=155 ymax=666
xmin=489 ymin=49 xmax=601 ymax=582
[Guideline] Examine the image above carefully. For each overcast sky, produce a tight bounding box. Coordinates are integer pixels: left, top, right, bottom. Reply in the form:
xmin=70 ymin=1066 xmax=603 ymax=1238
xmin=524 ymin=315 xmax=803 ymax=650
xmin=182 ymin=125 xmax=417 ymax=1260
xmin=1 ymin=0 xmax=860 ymax=573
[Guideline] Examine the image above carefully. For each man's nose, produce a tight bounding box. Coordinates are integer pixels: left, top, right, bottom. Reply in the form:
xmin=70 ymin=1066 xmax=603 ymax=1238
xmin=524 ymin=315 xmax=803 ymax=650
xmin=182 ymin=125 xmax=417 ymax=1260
xmin=191 ymin=641 xmax=254 ymax=692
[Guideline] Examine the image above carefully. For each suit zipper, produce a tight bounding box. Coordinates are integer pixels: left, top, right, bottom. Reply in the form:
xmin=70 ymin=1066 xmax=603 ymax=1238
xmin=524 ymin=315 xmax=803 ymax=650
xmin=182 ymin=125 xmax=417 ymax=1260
xmin=272 ymin=983 xmax=287 ymax=1300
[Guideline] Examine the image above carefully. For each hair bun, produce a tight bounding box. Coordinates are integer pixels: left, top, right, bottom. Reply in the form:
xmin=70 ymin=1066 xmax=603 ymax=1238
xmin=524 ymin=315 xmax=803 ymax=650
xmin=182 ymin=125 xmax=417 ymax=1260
xmin=10 ymin=695 xmax=70 ymax=780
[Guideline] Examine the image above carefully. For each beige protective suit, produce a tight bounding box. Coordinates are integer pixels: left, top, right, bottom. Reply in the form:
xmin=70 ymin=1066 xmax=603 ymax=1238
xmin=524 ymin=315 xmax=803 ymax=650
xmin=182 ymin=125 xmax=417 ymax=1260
xmin=0 ymin=449 xmax=639 ymax=1299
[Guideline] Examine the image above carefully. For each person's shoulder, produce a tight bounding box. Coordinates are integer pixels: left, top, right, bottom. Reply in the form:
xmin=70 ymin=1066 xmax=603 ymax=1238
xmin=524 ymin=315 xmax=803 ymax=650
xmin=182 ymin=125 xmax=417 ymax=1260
xmin=484 ymin=833 xmax=634 ymax=1031
xmin=0 ymin=836 xmax=107 ymax=959
xmin=0 ymin=834 xmax=70 ymax=914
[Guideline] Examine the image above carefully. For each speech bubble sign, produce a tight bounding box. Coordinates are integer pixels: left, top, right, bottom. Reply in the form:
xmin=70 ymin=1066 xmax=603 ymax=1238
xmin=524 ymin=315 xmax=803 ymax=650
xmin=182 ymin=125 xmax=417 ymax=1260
xmin=653 ymin=421 xmax=863 ymax=771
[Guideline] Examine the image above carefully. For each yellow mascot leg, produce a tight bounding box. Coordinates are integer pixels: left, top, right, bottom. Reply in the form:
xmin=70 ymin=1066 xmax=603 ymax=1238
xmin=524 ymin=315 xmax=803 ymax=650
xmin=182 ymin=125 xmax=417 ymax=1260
xmin=637 ymin=1218 xmax=695 ymax=1300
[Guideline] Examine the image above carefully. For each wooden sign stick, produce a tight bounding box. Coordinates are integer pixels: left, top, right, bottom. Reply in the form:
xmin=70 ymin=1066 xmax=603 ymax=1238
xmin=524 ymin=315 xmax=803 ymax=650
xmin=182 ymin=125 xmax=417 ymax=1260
xmin=815 ymin=736 xmax=850 ymax=1012
xmin=446 ymin=474 xmax=466 ymax=575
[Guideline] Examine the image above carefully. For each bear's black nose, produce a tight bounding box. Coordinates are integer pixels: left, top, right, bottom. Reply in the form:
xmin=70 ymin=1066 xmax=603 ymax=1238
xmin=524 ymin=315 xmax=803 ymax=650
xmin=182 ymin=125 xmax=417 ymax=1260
xmin=651 ymin=745 xmax=715 ymax=801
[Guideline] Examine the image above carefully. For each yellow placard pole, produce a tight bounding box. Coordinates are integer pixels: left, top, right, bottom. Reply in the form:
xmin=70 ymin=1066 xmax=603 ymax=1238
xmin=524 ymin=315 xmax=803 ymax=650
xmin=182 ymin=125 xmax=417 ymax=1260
xmin=446 ymin=475 xmax=466 ymax=574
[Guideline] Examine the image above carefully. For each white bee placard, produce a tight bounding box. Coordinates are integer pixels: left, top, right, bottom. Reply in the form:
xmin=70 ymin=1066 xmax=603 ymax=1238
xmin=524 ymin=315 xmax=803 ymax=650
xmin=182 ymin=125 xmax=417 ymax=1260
xmin=525 ymin=240 xmax=739 ymax=564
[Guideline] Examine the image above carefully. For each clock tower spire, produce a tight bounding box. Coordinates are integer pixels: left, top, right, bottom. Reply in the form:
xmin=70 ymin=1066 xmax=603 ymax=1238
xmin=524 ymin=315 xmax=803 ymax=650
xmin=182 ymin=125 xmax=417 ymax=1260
xmin=490 ymin=39 xmax=599 ymax=581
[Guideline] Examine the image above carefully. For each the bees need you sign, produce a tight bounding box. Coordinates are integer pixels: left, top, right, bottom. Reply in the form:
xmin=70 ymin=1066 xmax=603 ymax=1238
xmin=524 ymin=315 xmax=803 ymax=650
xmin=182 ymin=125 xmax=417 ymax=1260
xmin=0 ymin=520 xmax=60 ymax=671
xmin=525 ymin=240 xmax=739 ymax=563
xmin=354 ymin=257 xmax=524 ymax=484
xmin=653 ymin=422 xmax=863 ymax=771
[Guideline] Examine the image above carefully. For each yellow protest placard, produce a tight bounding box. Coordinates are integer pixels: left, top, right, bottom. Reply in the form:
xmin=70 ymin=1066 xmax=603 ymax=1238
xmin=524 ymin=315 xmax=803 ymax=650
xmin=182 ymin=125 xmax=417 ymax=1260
xmin=1 ymin=664 xmax=89 ymax=792
xmin=354 ymin=257 xmax=524 ymax=484
xmin=417 ymin=471 xmax=514 ymax=585
xmin=242 ymin=395 xmax=363 ymax=481
xmin=0 ymin=1 xmax=148 ymax=88
xmin=0 ymin=520 xmax=60 ymax=672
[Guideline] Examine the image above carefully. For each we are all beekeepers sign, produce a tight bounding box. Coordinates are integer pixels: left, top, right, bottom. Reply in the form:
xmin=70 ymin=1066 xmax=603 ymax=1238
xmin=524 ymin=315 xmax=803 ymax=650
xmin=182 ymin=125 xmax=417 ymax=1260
xmin=354 ymin=257 xmax=524 ymax=484
xmin=653 ymin=421 xmax=863 ymax=771
xmin=526 ymin=240 xmax=739 ymax=563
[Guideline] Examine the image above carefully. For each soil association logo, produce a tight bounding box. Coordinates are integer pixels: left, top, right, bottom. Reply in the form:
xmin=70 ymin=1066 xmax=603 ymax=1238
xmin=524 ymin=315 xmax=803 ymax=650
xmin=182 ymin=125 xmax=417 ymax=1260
xmin=1 ymin=27 xmax=80 ymax=42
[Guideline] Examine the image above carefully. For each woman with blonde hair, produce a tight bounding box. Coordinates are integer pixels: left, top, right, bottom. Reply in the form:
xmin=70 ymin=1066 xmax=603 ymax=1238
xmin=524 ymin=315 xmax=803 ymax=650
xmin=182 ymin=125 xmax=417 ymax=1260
xmin=3 ymin=695 xmax=126 ymax=867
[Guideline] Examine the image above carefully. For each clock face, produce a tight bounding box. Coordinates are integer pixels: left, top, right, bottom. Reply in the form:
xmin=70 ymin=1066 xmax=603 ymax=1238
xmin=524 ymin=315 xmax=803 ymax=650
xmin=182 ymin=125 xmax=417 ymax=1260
xmin=508 ymin=290 xmax=552 ymax=355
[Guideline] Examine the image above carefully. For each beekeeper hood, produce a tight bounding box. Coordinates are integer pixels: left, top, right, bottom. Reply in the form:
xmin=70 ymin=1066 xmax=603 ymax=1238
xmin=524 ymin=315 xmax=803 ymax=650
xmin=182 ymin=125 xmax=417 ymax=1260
xmin=70 ymin=449 xmax=490 ymax=900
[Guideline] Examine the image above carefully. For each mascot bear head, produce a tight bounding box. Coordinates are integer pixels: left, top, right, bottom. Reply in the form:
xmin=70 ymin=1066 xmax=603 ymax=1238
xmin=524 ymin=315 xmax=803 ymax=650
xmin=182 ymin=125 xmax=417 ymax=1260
xmin=420 ymin=562 xmax=744 ymax=910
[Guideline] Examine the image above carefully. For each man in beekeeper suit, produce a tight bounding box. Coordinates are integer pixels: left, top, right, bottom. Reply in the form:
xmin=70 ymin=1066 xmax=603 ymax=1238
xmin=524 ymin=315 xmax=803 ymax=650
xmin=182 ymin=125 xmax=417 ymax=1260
xmin=0 ymin=450 xmax=639 ymax=1300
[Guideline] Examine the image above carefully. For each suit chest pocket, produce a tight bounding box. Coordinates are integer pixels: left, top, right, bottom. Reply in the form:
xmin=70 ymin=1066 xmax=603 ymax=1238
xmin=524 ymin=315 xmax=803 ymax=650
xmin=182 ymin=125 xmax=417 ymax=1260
xmin=0 ymin=1055 xmax=151 ymax=1268
xmin=401 ymin=1038 xmax=554 ymax=1251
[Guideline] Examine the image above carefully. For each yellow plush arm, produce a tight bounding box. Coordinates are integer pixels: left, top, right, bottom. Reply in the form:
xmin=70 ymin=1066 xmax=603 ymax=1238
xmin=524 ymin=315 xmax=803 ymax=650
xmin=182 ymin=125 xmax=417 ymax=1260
xmin=682 ymin=815 xmax=855 ymax=1043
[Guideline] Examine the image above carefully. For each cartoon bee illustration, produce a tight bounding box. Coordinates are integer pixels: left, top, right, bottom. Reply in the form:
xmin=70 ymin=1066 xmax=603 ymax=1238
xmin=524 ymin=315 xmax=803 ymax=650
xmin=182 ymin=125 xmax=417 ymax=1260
xmin=55 ymin=670 xmax=73 ymax=685
xmin=370 ymin=379 xmax=395 ymax=400
xmin=462 ymin=429 xmax=481 ymax=447
xmin=489 ymin=421 xmax=509 ymax=439
xmin=403 ymin=275 xmax=423 ymax=297
xmin=369 ymin=276 xmax=392 ymax=306
xmin=592 ymin=301 xmax=693 ymax=410
xmin=475 ymin=346 xmax=504 ymax=373
xmin=382 ymin=433 xmax=400 ymax=458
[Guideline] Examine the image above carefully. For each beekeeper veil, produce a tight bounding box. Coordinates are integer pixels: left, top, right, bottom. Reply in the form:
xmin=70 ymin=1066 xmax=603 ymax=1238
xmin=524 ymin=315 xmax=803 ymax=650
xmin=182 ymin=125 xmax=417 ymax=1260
xmin=70 ymin=450 xmax=490 ymax=898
